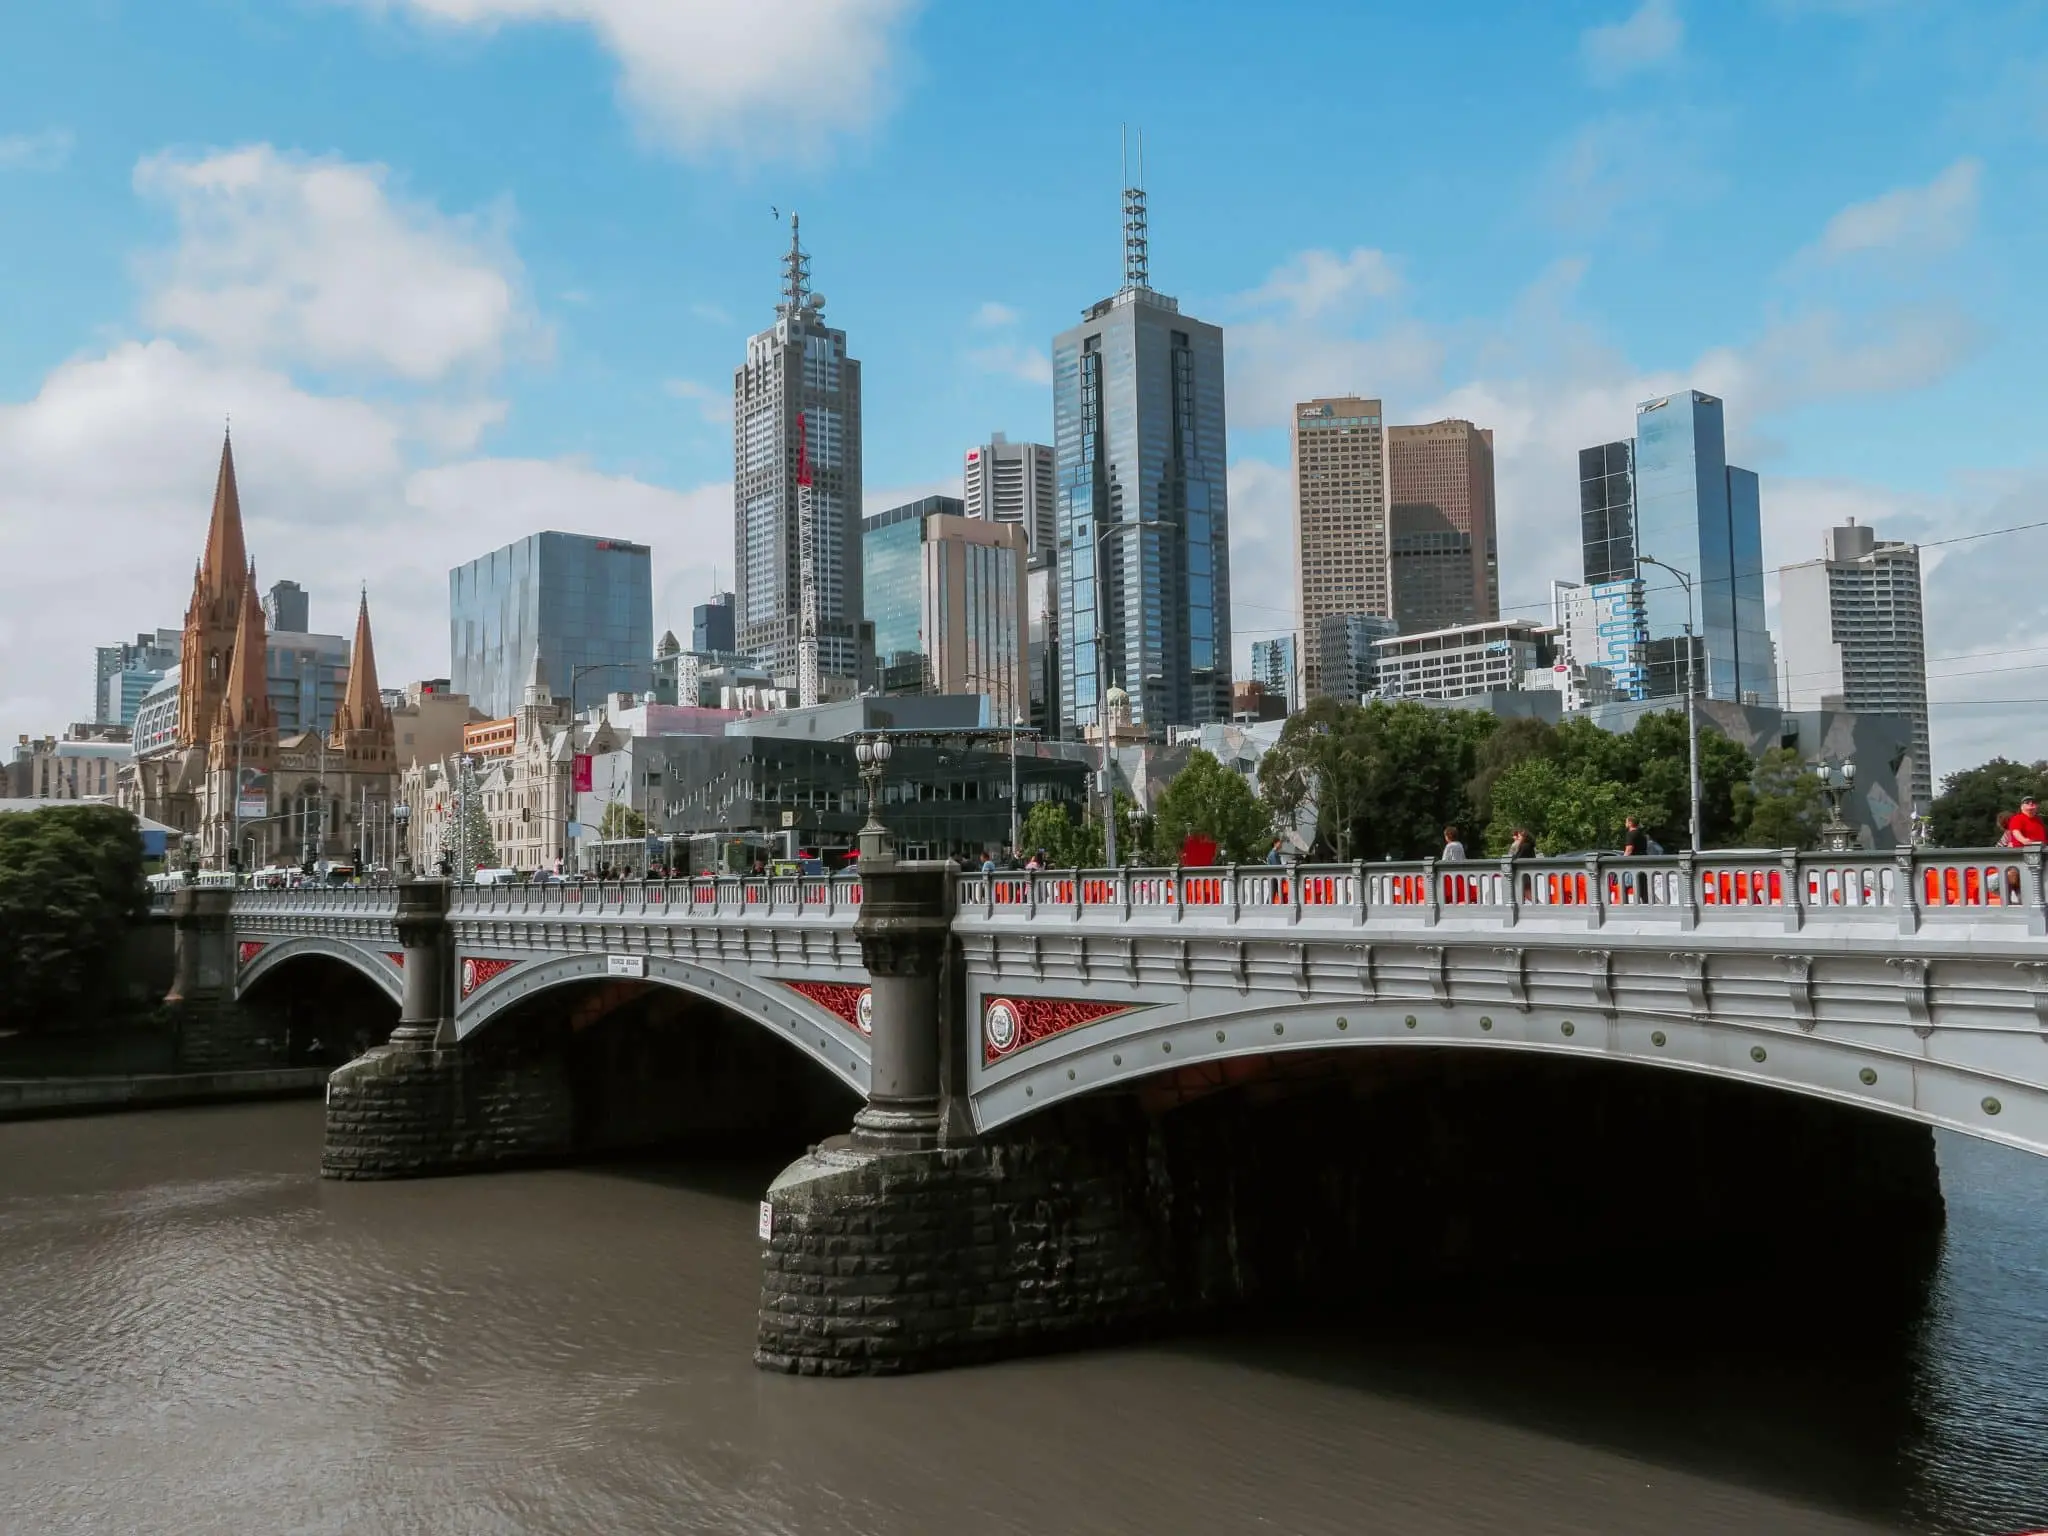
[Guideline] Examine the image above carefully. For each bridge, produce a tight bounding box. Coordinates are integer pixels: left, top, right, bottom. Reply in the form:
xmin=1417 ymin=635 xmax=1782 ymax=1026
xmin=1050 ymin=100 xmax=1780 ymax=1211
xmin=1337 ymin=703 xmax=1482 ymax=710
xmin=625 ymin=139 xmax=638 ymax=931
xmin=156 ymin=845 xmax=2048 ymax=1374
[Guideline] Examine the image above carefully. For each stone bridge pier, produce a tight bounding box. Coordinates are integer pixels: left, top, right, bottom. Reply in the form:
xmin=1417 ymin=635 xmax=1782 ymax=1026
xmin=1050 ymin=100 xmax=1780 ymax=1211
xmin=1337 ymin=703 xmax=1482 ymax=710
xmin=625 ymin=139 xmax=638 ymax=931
xmin=754 ymin=867 xmax=1949 ymax=1378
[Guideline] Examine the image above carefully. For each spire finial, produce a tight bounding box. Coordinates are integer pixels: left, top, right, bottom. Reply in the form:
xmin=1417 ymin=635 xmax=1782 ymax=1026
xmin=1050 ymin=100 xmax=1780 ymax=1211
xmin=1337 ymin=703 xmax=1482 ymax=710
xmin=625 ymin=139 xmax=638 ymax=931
xmin=1122 ymin=126 xmax=1149 ymax=291
xmin=780 ymin=210 xmax=811 ymax=320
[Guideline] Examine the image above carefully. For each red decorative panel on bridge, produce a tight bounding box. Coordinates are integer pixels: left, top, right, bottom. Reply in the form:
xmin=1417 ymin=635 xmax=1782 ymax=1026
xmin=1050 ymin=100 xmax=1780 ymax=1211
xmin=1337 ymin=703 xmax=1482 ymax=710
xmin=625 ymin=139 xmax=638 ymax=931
xmin=783 ymin=981 xmax=872 ymax=1036
xmin=459 ymin=956 xmax=518 ymax=998
xmin=237 ymin=941 xmax=266 ymax=967
xmin=983 ymin=996 xmax=1147 ymax=1064
xmin=385 ymin=952 xmax=406 ymax=969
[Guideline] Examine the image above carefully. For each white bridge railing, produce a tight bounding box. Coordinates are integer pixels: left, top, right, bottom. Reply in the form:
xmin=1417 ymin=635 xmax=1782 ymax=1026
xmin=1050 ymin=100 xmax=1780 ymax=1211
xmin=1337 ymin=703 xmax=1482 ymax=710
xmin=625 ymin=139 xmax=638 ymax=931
xmin=960 ymin=849 xmax=2047 ymax=931
xmin=448 ymin=874 xmax=863 ymax=919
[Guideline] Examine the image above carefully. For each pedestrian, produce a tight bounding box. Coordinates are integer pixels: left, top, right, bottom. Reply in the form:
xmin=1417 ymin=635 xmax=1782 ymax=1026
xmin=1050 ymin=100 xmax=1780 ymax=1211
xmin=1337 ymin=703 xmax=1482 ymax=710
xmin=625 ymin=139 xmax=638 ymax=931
xmin=1266 ymin=837 xmax=1285 ymax=866
xmin=1506 ymin=828 xmax=1535 ymax=861
xmin=980 ymin=851 xmax=997 ymax=874
xmin=1621 ymin=815 xmax=1649 ymax=856
xmin=1440 ymin=825 xmax=1466 ymax=862
xmin=1025 ymin=849 xmax=1043 ymax=872
xmin=2009 ymin=796 xmax=2048 ymax=847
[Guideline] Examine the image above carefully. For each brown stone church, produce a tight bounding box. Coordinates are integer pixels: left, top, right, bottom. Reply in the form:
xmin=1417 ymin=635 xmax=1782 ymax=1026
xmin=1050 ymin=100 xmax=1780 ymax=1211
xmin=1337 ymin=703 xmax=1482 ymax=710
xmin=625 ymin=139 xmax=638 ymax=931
xmin=123 ymin=433 xmax=397 ymax=872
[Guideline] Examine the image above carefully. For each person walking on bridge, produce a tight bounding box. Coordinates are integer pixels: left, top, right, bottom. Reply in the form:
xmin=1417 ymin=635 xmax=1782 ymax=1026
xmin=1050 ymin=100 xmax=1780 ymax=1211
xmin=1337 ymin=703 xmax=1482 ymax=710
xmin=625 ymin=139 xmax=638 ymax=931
xmin=2008 ymin=797 xmax=2047 ymax=848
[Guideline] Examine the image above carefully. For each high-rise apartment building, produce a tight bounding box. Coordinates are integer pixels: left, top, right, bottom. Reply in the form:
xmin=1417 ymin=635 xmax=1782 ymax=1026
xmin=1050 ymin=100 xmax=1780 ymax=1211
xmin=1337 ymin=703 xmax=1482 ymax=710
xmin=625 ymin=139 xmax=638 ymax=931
xmin=1778 ymin=521 xmax=1931 ymax=807
xmin=733 ymin=216 xmax=862 ymax=693
xmin=95 ymin=628 xmax=181 ymax=727
xmin=448 ymin=531 xmax=653 ymax=717
xmin=1387 ymin=419 xmax=1497 ymax=634
xmin=691 ymin=591 xmax=735 ymax=654
xmin=262 ymin=580 xmax=309 ymax=635
xmin=1292 ymin=398 xmax=1387 ymax=697
xmin=964 ymin=433 xmax=1056 ymax=556
xmin=1053 ymin=167 xmax=1231 ymax=737
xmin=1317 ymin=613 xmax=1399 ymax=704
xmin=858 ymin=499 xmax=1027 ymax=719
xmin=1249 ymin=635 xmax=1298 ymax=715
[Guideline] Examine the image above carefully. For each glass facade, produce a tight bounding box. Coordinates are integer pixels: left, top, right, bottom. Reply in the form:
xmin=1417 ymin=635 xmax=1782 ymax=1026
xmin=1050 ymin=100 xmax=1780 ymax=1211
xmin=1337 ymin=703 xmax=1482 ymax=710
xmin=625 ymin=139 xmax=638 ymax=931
xmin=264 ymin=634 xmax=350 ymax=734
xmin=1053 ymin=284 xmax=1231 ymax=736
xmin=449 ymin=532 xmax=653 ymax=718
xmin=860 ymin=496 xmax=960 ymax=684
xmin=691 ymin=592 xmax=735 ymax=654
xmin=1578 ymin=441 xmax=1636 ymax=587
xmin=1603 ymin=393 xmax=1774 ymax=706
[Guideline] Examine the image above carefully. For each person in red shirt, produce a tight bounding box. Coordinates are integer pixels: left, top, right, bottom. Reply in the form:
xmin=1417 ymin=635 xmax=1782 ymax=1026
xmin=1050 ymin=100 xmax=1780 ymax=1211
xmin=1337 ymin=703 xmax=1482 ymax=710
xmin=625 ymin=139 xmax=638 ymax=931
xmin=2007 ymin=797 xmax=2048 ymax=847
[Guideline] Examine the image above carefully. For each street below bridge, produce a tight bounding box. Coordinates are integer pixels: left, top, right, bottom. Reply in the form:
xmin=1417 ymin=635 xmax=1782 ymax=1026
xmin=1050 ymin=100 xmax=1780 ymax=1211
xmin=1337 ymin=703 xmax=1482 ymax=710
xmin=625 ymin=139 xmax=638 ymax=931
xmin=2 ymin=1099 xmax=2045 ymax=1535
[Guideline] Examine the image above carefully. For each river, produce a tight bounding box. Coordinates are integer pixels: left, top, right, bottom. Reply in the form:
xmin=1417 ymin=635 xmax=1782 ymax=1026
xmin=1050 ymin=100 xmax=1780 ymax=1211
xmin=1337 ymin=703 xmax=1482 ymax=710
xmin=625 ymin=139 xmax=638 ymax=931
xmin=2 ymin=1102 xmax=2044 ymax=1535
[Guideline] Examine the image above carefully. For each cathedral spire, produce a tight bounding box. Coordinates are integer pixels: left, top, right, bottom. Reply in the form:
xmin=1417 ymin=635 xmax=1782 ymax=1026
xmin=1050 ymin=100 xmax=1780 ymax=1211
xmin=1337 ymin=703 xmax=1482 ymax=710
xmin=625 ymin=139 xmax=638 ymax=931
xmin=218 ymin=562 xmax=273 ymax=735
xmin=200 ymin=429 xmax=248 ymax=600
xmin=331 ymin=588 xmax=393 ymax=763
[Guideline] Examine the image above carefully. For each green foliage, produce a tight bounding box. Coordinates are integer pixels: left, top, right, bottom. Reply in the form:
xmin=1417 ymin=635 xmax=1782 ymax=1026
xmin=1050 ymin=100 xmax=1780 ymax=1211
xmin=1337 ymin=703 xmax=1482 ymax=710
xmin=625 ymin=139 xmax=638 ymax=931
xmin=446 ymin=794 xmax=499 ymax=872
xmin=599 ymin=800 xmax=648 ymax=840
xmin=1018 ymin=796 xmax=1143 ymax=867
xmin=1732 ymin=746 xmax=1824 ymax=850
xmin=0 ymin=804 xmax=148 ymax=1031
xmin=1260 ymin=698 xmax=1498 ymax=860
xmin=1483 ymin=757 xmax=1651 ymax=855
xmin=1928 ymin=757 xmax=2048 ymax=848
xmin=1149 ymin=750 xmax=1271 ymax=864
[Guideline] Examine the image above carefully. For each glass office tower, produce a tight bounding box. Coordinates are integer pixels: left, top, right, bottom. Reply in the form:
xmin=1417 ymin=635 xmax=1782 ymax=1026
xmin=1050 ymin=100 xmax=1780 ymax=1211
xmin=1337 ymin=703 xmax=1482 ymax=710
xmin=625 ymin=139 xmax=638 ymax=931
xmin=1607 ymin=392 xmax=1774 ymax=705
xmin=1052 ymin=284 xmax=1230 ymax=735
xmin=449 ymin=531 xmax=653 ymax=717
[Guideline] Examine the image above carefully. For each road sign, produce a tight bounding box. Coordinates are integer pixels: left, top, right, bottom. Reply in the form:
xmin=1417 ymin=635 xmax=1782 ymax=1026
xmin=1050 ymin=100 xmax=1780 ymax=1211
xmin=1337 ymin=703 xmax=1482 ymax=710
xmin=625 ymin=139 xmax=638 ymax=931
xmin=605 ymin=954 xmax=645 ymax=978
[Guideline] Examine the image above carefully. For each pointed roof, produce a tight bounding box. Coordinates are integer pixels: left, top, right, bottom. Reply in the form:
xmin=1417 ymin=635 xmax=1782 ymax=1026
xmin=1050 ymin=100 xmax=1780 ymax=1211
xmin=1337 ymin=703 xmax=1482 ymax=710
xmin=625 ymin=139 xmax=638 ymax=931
xmin=524 ymin=644 xmax=550 ymax=700
xmin=220 ymin=562 xmax=271 ymax=730
xmin=340 ymin=589 xmax=382 ymax=721
xmin=200 ymin=430 xmax=247 ymax=595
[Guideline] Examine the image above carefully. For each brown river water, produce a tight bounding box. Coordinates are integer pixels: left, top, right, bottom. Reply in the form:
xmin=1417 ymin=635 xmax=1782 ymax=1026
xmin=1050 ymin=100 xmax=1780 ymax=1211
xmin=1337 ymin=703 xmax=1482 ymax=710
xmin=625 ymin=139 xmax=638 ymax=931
xmin=2 ymin=1101 xmax=2045 ymax=1535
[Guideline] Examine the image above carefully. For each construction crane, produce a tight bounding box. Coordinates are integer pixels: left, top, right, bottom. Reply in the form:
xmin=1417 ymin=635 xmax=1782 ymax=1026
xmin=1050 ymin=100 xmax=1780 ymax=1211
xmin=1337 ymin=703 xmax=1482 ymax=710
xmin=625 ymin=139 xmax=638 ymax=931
xmin=797 ymin=410 xmax=820 ymax=709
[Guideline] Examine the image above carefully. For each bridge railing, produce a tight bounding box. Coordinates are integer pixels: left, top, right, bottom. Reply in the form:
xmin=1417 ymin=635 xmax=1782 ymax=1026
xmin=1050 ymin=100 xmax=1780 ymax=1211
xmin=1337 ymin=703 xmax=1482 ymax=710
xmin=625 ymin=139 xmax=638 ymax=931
xmin=448 ymin=874 xmax=863 ymax=918
xmin=231 ymin=887 xmax=400 ymax=917
xmin=956 ymin=849 xmax=2047 ymax=930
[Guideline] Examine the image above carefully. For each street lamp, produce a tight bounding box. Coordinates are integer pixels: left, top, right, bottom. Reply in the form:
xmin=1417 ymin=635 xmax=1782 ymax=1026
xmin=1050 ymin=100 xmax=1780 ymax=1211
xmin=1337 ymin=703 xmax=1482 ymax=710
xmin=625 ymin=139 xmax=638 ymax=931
xmin=1010 ymin=715 xmax=1026 ymax=861
xmin=1638 ymin=554 xmax=1702 ymax=854
xmin=393 ymin=802 xmax=413 ymax=880
xmin=854 ymin=732 xmax=894 ymax=864
xmin=1814 ymin=760 xmax=1858 ymax=852
xmin=564 ymin=661 xmax=631 ymax=873
xmin=1091 ymin=517 xmax=1170 ymax=867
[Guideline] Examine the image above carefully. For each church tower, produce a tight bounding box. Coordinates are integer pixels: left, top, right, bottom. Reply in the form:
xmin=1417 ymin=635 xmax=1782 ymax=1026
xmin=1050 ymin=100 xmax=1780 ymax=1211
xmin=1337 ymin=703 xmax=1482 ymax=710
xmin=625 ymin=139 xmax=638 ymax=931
xmin=178 ymin=431 xmax=249 ymax=749
xmin=330 ymin=590 xmax=395 ymax=770
xmin=209 ymin=563 xmax=276 ymax=771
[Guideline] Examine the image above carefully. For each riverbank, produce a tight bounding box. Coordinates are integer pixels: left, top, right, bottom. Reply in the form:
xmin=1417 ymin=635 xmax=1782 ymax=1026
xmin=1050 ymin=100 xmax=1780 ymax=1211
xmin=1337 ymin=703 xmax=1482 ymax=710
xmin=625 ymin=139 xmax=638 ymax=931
xmin=0 ymin=1067 xmax=329 ymax=1121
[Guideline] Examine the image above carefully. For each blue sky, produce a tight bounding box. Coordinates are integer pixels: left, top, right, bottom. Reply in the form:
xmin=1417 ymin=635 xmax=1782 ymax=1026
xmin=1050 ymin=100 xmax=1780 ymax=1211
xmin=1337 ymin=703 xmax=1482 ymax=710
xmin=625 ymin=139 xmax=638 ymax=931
xmin=3 ymin=0 xmax=2046 ymax=775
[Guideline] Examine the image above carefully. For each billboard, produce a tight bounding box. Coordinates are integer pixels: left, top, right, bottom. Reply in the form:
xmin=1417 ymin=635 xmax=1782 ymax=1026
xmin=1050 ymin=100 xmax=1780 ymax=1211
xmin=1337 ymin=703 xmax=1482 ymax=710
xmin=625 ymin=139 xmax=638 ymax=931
xmin=236 ymin=766 xmax=270 ymax=822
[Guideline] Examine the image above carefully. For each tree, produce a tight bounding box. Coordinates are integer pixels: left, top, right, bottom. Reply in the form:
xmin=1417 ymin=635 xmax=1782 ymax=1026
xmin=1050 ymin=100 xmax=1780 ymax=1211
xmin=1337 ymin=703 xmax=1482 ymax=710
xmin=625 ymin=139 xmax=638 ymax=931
xmin=1150 ymin=750 xmax=1271 ymax=864
xmin=599 ymin=800 xmax=647 ymax=840
xmin=1484 ymin=756 xmax=1652 ymax=855
xmin=446 ymin=795 xmax=499 ymax=872
xmin=1019 ymin=801 xmax=1094 ymax=868
xmin=1260 ymin=698 xmax=1496 ymax=861
xmin=1929 ymin=758 xmax=2048 ymax=847
xmin=0 ymin=804 xmax=147 ymax=1032
xmin=1733 ymin=747 xmax=1823 ymax=850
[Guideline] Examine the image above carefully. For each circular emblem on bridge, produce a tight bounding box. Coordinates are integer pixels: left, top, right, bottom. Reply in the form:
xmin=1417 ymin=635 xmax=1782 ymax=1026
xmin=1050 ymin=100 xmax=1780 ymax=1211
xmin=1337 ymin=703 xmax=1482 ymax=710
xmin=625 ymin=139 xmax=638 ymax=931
xmin=856 ymin=987 xmax=873 ymax=1037
xmin=984 ymin=998 xmax=1020 ymax=1056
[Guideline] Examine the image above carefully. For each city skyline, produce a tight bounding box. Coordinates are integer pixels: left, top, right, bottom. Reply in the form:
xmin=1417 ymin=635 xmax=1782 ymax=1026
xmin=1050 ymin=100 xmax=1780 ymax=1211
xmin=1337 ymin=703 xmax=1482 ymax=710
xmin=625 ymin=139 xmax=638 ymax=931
xmin=2 ymin=3 xmax=2045 ymax=773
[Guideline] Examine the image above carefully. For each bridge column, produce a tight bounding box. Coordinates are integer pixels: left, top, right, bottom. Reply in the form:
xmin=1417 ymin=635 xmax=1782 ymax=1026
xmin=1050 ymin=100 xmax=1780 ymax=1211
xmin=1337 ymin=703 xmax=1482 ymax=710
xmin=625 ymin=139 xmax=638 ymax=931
xmin=322 ymin=877 xmax=573 ymax=1179
xmin=166 ymin=885 xmax=273 ymax=1070
xmin=850 ymin=859 xmax=958 ymax=1152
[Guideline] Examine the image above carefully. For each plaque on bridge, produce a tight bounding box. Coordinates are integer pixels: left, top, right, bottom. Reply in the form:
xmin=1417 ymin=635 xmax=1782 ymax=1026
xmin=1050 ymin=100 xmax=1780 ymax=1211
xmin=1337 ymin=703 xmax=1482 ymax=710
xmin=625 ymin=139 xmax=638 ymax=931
xmin=758 ymin=1202 xmax=773 ymax=1240
xmin=606 ymin=954 xmax=646 ymax=979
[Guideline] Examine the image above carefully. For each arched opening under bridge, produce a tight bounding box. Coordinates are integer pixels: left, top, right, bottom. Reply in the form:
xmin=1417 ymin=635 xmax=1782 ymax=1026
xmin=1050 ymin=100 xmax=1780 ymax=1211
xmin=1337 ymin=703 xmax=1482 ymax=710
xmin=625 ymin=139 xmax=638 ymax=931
xmin=239 ymin=953 xmax=401 ymax=1067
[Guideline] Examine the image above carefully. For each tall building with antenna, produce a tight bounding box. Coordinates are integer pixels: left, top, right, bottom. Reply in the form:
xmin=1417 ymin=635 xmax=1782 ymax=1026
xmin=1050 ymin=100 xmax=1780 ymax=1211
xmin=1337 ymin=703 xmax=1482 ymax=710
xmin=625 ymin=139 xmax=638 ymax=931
xmin=1051 ymin=133 xmax=1232 ymax=737
xmin=732 ymin=215 xmax=864 ymax=695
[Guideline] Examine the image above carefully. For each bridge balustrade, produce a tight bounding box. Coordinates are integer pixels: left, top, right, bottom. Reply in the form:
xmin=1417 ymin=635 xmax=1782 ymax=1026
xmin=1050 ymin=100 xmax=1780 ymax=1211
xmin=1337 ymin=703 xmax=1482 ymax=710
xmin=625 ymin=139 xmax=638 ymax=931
xmin=443 ymin=875 xmax=861 ymax=919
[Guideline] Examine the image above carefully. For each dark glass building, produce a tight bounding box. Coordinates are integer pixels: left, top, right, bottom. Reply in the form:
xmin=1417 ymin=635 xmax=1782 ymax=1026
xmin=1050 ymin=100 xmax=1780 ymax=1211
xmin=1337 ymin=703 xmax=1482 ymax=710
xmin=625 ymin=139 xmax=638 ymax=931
xmin=449 ymin=531 xmax=653 ymax=717
xmin=1578 ymin=440 xmax=1636 ymax=587
xmin=691 ymin=592 xmax=735 ymax=654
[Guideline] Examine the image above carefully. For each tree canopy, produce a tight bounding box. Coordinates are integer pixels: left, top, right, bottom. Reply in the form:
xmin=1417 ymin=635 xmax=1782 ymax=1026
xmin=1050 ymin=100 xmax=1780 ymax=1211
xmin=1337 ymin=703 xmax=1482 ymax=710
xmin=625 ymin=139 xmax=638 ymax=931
xmin=1928 ymin=758 xmax=2048 ymax=847
xmin=0 ymin=804 xmax=147 ymax=1032
xmin=1149 ymin=750 xmax=1270 ymax=864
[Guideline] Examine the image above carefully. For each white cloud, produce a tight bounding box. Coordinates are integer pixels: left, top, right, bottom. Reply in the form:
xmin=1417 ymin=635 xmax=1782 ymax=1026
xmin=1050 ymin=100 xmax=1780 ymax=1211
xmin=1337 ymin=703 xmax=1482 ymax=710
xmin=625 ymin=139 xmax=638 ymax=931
xmin=1535 ymin=110 xmax=1724 ymax=234
xmin=1224 ymin=247 xmax=1434 ymax=431
xmin=1242 ymin=248 xmax=1400 ymax=320
xmin=665 ymin=377 xmax=733 ymax=428
xmin=1808 ymin=158 xmax=1982 ymax=263
xmin=135 ymin=145 xmax=532 ymax=383
xmin=1583 ymin=0 xmax=1684 ymax=84
xmin=1696 ymin=306 xmax=1979 ymax=413
xmin=971 ymin=301 xmax=1020 ymax=329
xmin=966 ymin=343 xmax=1053 ymax=387
xmin=1224 ymin=457 xmax=1299 ymax=651
xmin=344 ymin=0 xmax=918 ymax=162
xmin=0 ymin=128 xmax=73 ymax=172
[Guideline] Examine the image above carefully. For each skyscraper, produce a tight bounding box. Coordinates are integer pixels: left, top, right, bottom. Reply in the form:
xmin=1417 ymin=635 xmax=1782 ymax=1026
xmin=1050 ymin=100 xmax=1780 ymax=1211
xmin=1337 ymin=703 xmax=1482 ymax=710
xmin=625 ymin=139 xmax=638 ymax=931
xmin=1630 ymin=390 xmax=1774 ymax=705
xmin=1292 ymin=397 xmax=1387 ymax=698
xmin=692 ymin=591 xmax=735 ymax=654
xmin=964 ymin=433 xmax=1056 ymax=556
xmin=1053 ymin=154 xmax=1231 ymax=737
xmin=858 ymin=498 xmax=1028 ymax=720
xmin=1249 ymin=635 xmax=1298 ymax=715
xmin=448 ymin=532 xmax=653 ymax=717
xmin=1386 ymin=418 xmax=1497 ymax=634
xmin=1778 ymin=521 xmax=1931 ymax=806
xmin=733 ymin=215 xmax=863 ymax=694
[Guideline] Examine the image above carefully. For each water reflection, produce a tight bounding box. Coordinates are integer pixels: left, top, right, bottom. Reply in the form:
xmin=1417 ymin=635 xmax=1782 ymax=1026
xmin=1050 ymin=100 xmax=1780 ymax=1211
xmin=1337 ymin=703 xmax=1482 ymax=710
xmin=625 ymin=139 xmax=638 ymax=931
xmin=0 ymin=1104 xmax=2043 ymax=1535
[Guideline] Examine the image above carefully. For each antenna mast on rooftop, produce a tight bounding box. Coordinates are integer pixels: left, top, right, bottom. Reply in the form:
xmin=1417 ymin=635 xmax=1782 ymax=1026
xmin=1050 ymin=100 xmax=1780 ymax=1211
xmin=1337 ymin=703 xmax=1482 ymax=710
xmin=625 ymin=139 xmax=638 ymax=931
xmin=1121 ymin=125 xmax=1149 ymax=291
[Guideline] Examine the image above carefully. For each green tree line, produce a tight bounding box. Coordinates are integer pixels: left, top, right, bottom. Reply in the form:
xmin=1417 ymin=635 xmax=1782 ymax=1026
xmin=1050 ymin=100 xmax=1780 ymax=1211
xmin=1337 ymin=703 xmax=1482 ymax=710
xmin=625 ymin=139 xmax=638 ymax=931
xmin=0 ymin=804 xmax=148 ymax=1032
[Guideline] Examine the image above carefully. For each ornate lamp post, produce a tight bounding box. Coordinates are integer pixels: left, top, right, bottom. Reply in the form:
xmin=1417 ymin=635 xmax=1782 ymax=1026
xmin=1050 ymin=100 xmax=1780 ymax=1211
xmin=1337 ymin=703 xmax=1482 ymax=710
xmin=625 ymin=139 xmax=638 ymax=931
xmin=1638 ymin=554 xmax=1702 ymax=854
xmin=1814 ymin=760 xmax=1858 ymax=852
xmin=854 ymin=732 xmax=894 ymax=865
xmin=393 ymin=802 xmax=413 ymax=880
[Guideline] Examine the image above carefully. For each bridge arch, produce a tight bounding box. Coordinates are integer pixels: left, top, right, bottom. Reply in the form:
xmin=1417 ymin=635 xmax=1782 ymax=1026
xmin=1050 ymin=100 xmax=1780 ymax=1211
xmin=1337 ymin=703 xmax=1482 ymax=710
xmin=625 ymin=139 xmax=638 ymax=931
xmin=457 ymin=952 xmax=872 ymax=1097
xmin=238 ymin=935 xmax=402 ymax=1007
xmin=969 ymin=991 xmax=2045 ymax=1161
